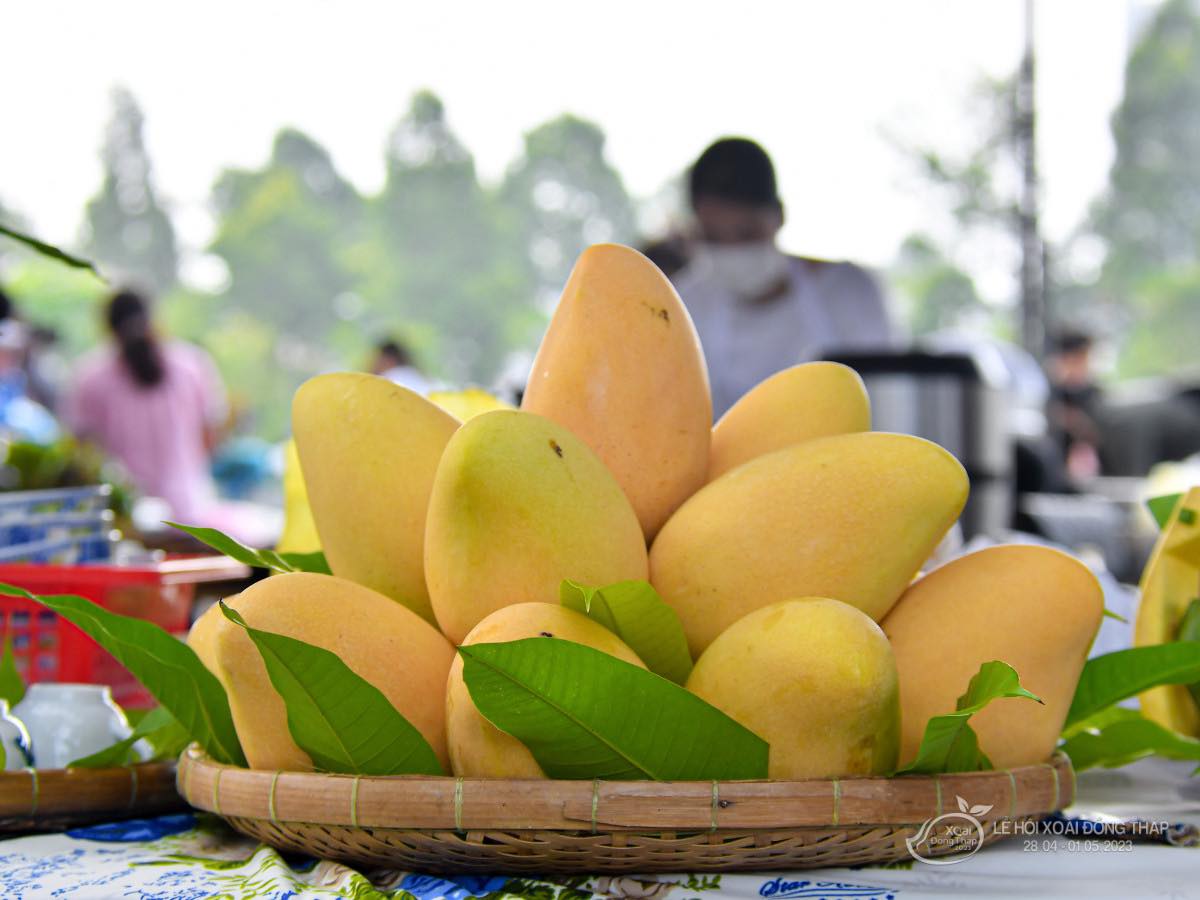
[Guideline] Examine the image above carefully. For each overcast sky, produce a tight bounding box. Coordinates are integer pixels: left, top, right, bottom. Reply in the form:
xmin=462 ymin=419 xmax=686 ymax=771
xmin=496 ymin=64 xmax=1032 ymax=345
xmin=2 ymin=0 xmax=1146 ymax=277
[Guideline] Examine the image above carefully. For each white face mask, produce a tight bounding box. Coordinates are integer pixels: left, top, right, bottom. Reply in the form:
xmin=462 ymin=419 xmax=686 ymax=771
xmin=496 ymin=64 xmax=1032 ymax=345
xmin=693 ymin=241 xmax=791 ymax=299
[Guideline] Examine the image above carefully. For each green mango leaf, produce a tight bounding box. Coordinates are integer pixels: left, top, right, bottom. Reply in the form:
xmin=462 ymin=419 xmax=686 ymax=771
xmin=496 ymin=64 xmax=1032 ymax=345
xmin=0 ymin=223 xmax=105 ymax=279
xmin=897 ymin=661 xmax=1043 ymax=775
xmin=459 ymin=638 xmax=768 ymax=780
xmin=1177 ymin=598 xmax=1200 ymax=710
xmin=1102 ymin=608 xmax=1129 ymax=624
xmin=165 ymin=522 xmax=329 ymax=575
xmin=1060 ymin=706 xmax=1200 ymax=771
xmin=218 ymin=602 xmax=443 ymax=776
xmin=1065 ymin=643 xmax=1200 ymax=729
xmin=68 ymin=705 xmax=187 ymax=768
xmin=277 ymin=550 xmax=332 ymax=575
xmin=0 ymin=583 xmax=245 ymax=766
xmin=1146 ymin=492 xmax=1184 ymax=530
xmin=560 ymin=579 xmax=693 ymax=684
xmin=0 ymin=635 xmax=25 ymax=707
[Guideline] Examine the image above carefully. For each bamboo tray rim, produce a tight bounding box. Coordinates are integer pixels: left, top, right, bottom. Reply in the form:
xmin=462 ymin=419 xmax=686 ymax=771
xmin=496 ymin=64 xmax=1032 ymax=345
xmin=0 ymin=760 xmax=182 ymax=829
xmin=178 ymin=747 xmax=1074 ymax=833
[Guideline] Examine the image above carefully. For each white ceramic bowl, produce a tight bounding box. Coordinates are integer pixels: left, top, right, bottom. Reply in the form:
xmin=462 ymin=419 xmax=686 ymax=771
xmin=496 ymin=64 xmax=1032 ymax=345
xmin=12 ymin=684 xmax=131 ymax=769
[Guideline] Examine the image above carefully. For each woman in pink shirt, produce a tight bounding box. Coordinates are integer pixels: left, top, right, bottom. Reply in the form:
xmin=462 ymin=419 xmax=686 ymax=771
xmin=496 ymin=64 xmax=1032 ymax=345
xmin=63 ymin=290 xmax=228 ymax=523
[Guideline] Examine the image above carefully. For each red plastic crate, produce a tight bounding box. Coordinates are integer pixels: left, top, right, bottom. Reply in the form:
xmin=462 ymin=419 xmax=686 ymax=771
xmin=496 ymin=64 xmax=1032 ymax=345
xmin=0 ymin=556 xmax=250 ymax=709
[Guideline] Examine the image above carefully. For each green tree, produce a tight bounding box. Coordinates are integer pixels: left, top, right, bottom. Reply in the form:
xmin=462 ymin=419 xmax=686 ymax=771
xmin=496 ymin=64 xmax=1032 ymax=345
xmin=1086 ymin=0 xmax=1200 ymax=377
xmin=82 ymin=87 xmax=178 ymax=292
xmin=202 ymin=128 xmax=365 ymax=438
xmin=357 ymin=91 xmax=536 ymax=382
xmin=892 ymin=235 xmax=985 ymax=335
xmin=210 ymin=127 xmax=362 ymax=346
xmin=1092 ymin=0 xmax=1200 ymax=290
xmin=500 ymin=114 xmax=636 ymax=304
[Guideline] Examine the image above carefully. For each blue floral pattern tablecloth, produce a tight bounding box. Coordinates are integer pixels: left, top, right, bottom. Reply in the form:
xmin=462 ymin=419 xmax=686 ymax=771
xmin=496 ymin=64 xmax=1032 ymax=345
xmin=0 ymin=758 xmax=1196 ymax=900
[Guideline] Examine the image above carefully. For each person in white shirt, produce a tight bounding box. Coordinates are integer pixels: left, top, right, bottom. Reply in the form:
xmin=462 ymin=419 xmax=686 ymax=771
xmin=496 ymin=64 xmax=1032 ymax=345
xmin=669 ymin=138 xmax=896 ymax=416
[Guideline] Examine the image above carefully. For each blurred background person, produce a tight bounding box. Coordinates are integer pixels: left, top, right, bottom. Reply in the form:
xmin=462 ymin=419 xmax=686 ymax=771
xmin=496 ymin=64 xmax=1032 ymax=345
xmin=61 ymin=289 xmax=229 ymax=525
xmin=0 ymin=286 xmax=60 ymax=445
xmin=668 ymin=138 xmax=896 ymax=416
xmin=369 ymin=336 xmax=434 ymax=395
xmin=1045 ymin=328 xmax=1105 ymax=480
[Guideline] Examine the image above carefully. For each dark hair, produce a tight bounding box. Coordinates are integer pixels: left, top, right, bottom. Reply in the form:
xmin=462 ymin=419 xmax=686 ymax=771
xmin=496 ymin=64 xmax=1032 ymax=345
xmin=688 ymin=137 xmax=781 ymax=209
xmin=376 ymin=338 xmax=413 ymax=367
xmin=1051 ymin=328 xmax=1093 ymax=355
xmin=106 ymin=289 xmax=164 ymax=388
xmin=0 ymin=286 xmax=11 ymax=322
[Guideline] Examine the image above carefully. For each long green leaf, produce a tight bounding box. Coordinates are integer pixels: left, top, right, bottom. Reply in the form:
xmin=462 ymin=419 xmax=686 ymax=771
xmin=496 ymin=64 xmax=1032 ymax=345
xmin=897 ymin=661 xmax=1042 ymax=775
xmin=166 ymin=522 xmax=328 ymax=575
xmin=218 ymin=602 xmax=442 ymax=775
xmin=68 ymin=705 xmax=185 ymax=768
xmin=1066 ymin=643 xmax=1200 ymax=728
xmin=0 ymin=224 xmax=105 ymax=278
xmin=460 ymin=638 xmax=768 ymax=780
xmin=0 ymin=635 xmax=25 ymax=707
xmin=0 ymin=584 xmax=245 ymax=766
xmin=1177 ymin=599 xmax=1200 ymax=710
xmin=560 ymin=580 xmax=693 ymax=684
xmin=277 ymin=550 xmax=332 ymax=575
xmin=1060 ymin=706 xmax=1200 ymax=771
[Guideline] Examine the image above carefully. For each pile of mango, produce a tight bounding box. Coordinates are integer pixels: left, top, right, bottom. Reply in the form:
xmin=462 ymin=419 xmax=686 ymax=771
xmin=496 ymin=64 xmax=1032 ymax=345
xmin=189 ymin=243 xmax=1105 ymax=780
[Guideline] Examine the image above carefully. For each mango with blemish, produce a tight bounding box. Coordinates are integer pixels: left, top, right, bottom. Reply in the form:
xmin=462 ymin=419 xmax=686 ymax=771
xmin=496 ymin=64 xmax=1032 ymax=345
xmin=424 ymin=409 xmax=648 ymax=644
xmin=522 ymin=243 xmax=711 ymax=540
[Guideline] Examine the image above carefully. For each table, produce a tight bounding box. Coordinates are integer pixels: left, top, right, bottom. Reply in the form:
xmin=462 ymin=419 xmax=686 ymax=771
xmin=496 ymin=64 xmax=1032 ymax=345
xmin=0 ymin=758 xmax=1196 ymax=899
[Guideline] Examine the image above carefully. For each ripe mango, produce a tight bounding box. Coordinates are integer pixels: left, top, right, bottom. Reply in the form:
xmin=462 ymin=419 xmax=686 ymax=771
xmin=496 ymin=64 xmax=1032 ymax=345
xmin=687 ymin=599 xmax=899 ymax=778
xmin=708 ymin=362 xmax=870 ymax=480
xmin=425 ymin=410 xmax=648 ymax=643
xmin=276 ymin=439 xmax=321 ymax=554
xmin=1135 ymin=487 xmax=1200 ymax=736
xmin=292 ymin=373 xmax=459 ymax=623
xmin=188 ymin=572 xmax=455 ymax=771
xmin=882 ymin=544 xmax=1103 ymax=768
xmin=429 ymin=388 xmax=512 ymax=422
xmin=522 ymin=243 xmax=711 ymax=540
xmin=650 ymin=432 xmax=968 ymax=656
xmin=446 ymin=602 xmax=645 ymax=777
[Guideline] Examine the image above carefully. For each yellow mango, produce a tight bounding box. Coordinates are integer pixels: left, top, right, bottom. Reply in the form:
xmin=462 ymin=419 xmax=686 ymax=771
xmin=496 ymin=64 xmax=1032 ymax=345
xmin=425 ymin=409 xmax=648 ymax=644
xmin=650 ymin=431 xmax=967 ymax=656
xmin=429 ymin=388 xmax=512 ymax=422
xmin=188 ymin=572 xmax=455 ymax=771
xmin=882 ymin=544 xmax=1103 ymax=768
xmin=275 ymin=439 xmax=321 ymax=555
xmin=446 ymin=602 xmax=645 ymax=777
xmin=687 ymin=598 xmax=899 ymax=778
xmin=708 ymin=362 xmax=870 ymax=481
xmin=1135 ymin=486 xmax=1200 ymax=736
xmin=292 ymin=372 xmax=459 ymax=623
xmin=522 ymin=243 xmax=711 ymax=540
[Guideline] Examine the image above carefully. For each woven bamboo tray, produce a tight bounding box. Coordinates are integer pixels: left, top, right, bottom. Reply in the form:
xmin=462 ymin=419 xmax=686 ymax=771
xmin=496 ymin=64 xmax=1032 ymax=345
xmin=178 ymin=748 xmax=1073 ymax=873
xmin=0 ymin=761 xmax=185 ymax=832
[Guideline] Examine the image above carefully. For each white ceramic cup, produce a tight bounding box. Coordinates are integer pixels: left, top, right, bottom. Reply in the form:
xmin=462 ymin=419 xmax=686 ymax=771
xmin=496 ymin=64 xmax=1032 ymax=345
xmin=0 ymin=699 xmax=32 ymax=770
xmin=12 ymin=684 xmax=132 ymax=769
